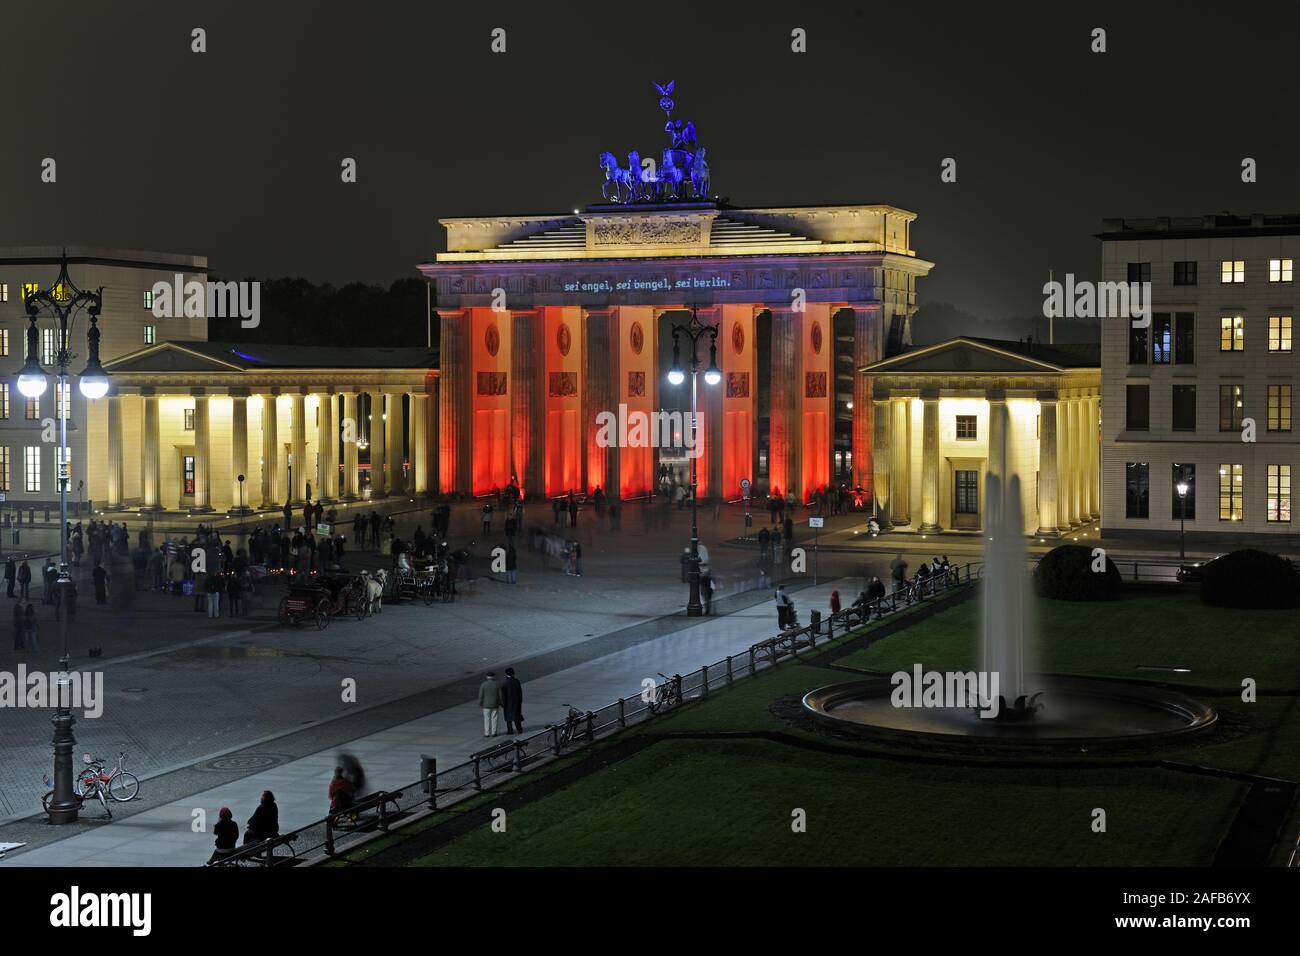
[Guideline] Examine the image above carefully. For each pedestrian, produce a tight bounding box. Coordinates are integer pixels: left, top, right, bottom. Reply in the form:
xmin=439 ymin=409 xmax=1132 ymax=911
xmin=227 ymin=571 xmax=243 ymax=617
xmin=700 ymin=573 xmax=713 ymax=615
xmin=481 ymin=503 xmax=492 ymax=535
xmin=830 ymin=589 xmax=841 ymax=615
xmin=505 ymin=544 xmax=517 ymax=584
xmin=774 ymin=584 xmax=795 ymax=629
xmin=92 ymin=564 xmax=109 ymax=604
xmin=3 ymin=557 xmax=14 ymax=598
xmin=12 ymin=599 xmax=24 ymax=651
xmin=890 ymin=553 xmax=908 ymax=593
xmin=500 ymin=667 xmax=524 ymax=735
xmin=23 ymin=603 xmax=38 ymax=652
xmin=17 ymin=559 xmax=32 ymax=599
xmin=205 ymin=572 xmax=222 ymax=618
xmin=568 ymin=498 xmax=578 ymax=527
xmin=571 ymin=540 xmax=582 ymax=576
xmin=758 ymin=526 xmax=770 ymax=557
xmin=328 ymin=766 xmax=355 ymax=815
xmin=243 ymin=791 xmax=279 ymax=845
xmin=207 ymin=807 xmax=240 ymax=864
xmin=478 ymin=671 xmax=502 ymax=737
xmin=41 ymin=559 xmax=57 ymax=605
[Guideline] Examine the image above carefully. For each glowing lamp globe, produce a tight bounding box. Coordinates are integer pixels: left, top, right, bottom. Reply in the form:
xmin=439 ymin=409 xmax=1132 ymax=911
xmin=79 ymin=375 xmax=109 ymax=400
xmin=17 ymin=371 xmax=48 ymax=398
xmin=703 ymin=366 xmax=722 ymax=386
xmin=667 ymin=368 xmax=685 ymax=386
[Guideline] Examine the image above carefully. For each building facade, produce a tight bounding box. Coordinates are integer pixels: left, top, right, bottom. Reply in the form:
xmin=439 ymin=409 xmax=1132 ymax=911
xmin=864 ymin=338 xmax=1100 ymax=535
xmin=1101 ymin=214 xmax=1299 ymax=541
xmin=421 ymin=201 xmax=932 ymax=503
xmin=0 ymin=247 xmax=206 ymax=509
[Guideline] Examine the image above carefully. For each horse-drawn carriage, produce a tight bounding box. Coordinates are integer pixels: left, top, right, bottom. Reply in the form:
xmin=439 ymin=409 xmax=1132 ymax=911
xmin=277 ymin=571 xmax=368 ymax=629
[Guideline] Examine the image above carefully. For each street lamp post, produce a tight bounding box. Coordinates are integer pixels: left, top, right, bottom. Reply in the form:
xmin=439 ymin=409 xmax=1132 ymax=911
xmin=18 ymin=253 xmax=109 ymax=824
xmin=666 ymin=307 xmax=721 ymax=617
xmin=1176 ymin=480 xmax=1189 ymax=561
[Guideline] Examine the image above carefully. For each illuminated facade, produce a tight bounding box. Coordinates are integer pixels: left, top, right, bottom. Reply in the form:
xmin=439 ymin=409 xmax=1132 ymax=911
xmin=863 ymin=338 xmax=1101 ymax=535
xmin=420 ymin=201 xmax=932 ymax=501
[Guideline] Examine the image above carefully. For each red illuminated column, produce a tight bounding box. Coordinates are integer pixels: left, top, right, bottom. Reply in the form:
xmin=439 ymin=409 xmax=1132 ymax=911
xmin=584 ymin=308 xmax=612 ymax=498
xmin=851 ymin=304 xmax=882 ymax=495
xmin=768 ymin=306 xmax=801 ymax=501
xmin=511 ymin=310 xmax=542 ymax=498
xmin=698 ymin=306 xmax=722 ymax=500
xmin=439 ymin=309 xmax=469 ymax=495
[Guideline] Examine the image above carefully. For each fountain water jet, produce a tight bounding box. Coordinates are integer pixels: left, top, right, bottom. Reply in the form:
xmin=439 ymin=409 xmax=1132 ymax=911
xmin=981 ymin=473 xmax=1041 ymax=718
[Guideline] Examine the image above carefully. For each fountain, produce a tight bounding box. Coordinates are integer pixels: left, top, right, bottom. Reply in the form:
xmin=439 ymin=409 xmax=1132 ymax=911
xmin=802 ymin=472 xmax=1216 ymax=749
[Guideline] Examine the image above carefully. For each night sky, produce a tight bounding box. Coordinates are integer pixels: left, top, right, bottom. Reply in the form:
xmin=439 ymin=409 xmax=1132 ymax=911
xmin=4 ymin=0 xmax=1298 ymax=341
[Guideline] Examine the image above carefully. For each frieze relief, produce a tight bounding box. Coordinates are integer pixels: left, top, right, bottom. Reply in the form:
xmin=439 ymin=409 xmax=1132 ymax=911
xmin=592 ymin=219 xmax=703 ymax=246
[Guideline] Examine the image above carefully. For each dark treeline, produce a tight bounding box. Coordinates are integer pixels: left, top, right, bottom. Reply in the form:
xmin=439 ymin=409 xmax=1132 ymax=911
xmin=207 ymin=276 xmax=436 ymax=349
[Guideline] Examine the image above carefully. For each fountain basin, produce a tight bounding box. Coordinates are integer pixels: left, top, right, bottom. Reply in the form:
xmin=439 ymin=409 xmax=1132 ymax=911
xmin=802 ymin=675 xmax=1216 ymax=749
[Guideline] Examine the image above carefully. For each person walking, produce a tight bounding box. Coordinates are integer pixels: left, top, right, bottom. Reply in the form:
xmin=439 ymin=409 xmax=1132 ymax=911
xmin=4 ymin=557 xmax=14 ymax=599
xmin=830 ymin=589 xmax=841 ymax=615
xmin=481 ymin=503 xmax=493 ymax=535
xmin=23 ymin=603 xmax=38 ymax=653
xmin=700 ymin=573 xmax=713 ymax=615
xmin=505 ymin=544 xmax=517 ymax=585
xmin=774 ymin=584 xmax=795 ymax=629
xmin=205 ymin=571 xmax=222 ymax=618
xmin=890 ymin=553 xmax=909 ymax=593
xmin=478 ymin=672 xmax=502 ymax=737
xmin=41 ymin=559 xmax=57 ymax=605
xmin=568 ymin=497 xmax=578 ymax=528
xmin=92 ymin=564 xmax=110 ymax=605
xmin=17 ymin=559 xmax=31 ymax=600
xmin=227 ymin=571 xmax=243 ymax=617
xmin=500 ymin=667 xmax=524 ymax=735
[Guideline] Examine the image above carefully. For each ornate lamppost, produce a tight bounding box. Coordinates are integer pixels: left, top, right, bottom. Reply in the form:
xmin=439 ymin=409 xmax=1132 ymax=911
xmin=1176 ymin=479 xmax=1189 ymax=561
xmin=18 ymin=253 xmax=109 ymax=824
xmin=666 ymin=307 xmax=720 ymax=616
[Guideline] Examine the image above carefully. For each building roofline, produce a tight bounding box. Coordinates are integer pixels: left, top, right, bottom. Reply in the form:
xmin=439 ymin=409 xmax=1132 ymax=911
xmin=0 ymin=246 xmax=208 ymax=273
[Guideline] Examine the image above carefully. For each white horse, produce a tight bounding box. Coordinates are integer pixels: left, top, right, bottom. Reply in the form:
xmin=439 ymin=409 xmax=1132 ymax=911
xmin=362 ymin=569 xmax=386 ymax=615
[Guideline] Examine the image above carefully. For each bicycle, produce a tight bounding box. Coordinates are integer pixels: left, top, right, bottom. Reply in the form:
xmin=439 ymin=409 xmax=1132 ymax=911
xmin=646 ymin=673 xmax=682 ymax=714
xmin=555 ymin=704 xmax=592 ymax=747
xmin=42 ymin=770 xmax=111 ymax=818
xmin=76 ymin=751 xmax=140 ymax=804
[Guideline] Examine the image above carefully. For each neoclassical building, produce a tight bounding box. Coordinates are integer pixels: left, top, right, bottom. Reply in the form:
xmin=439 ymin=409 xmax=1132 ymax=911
xmin=85 ymin=342 xmax=436 ymax=513
xmin=863 ymin=337 xmax=1101 ymax=535
xmin=420 ymin=200 xmax=932 ymax=503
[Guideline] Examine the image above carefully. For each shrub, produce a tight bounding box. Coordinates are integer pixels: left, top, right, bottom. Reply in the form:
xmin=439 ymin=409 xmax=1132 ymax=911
xmin=1200 ymin=549 xmax=1300 ymax=609
xmin=1033 ymin=544 xmax=1122 ymax=601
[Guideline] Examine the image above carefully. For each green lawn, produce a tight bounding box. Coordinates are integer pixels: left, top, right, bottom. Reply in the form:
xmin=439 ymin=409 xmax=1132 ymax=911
xmin=416 ymin=737 xmax=1243 ymax=867
xmin=367 ymin=586 xmax=1299 ymax=868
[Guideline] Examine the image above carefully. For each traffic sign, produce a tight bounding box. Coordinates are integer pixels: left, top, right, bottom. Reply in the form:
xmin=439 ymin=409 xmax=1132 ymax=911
xmin=808 ymin=516 xmax=824 ymax=528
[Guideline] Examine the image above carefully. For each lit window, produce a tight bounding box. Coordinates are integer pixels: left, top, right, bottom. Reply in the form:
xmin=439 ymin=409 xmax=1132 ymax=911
xmin=143 ymin=290 xmax=154 ymax=309
xmin=1267 ymin=384 xmax=1291 ymax=432
xmin=0 ymin=329 xmax=7 ymax=357
xmin=24 ymin=396 xmax=38 ymax=420
xmin=183 ymin=455 xmax=195 ymax=496
xmin=0 ymin=283 xmax=8 ymax=302
xmin=1268 ymin=315 xmax=1292 ymax=352
xmin=1219 ymin=384 xmax=1245 ymax=431
xmin=41 ymin=328 xmax=57 ymax=365
xmin=1269 ymin=258 xmax=1293 ymax=282
xmin=23 ymin=446 xmax=39 ymax=493
xmin=183 ymin=408 xmax=195 ymax=431
xmin=21 ymin=283 xmax=40 ymax=302
xmin=1219 ymin=316 xmax=1244 ymax=351
xmin=1220 ymin=260 xmax=1245 ymax=283
xmin=0 ymin=447 xmax=9 ymax=493
xmin=0 ymin=384 xmax=8 ymax=420
xmin=144 ymin=325 xmax=156 ymax=345
xmin=1218 ymin=463 xmax=1243 ymax=521
xmin=955 ymin=415 xmax=977 ymax=440
xmin=55 ymin=383 xmax=70 ymax=420
xmin=1267 ymin=464 xmax=1291 ymax=522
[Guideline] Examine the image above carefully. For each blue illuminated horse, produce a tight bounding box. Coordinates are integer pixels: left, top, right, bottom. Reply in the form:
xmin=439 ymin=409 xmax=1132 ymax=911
xmin=599 ymin=151 xmax=637 ymax=202
xmin=689 ymin=147 xmax=709 ymax=199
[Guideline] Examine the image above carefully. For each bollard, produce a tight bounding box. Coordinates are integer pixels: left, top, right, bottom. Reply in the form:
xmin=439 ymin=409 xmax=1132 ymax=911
xmin=420 ymin=755 xmax=437 ymax=809
xmin=726 ymin=655 xmax=733 ymax=685
xmin=512 ymin=741 xmax=524 ymax=773
xmin=472 ymin=756 xmax=482 ymax=790
xmin=810 ymin=609 xmax=821 ymax=639
xmin=617 ymin=697 xmax=626 ymax=727
xmin=701 ymin=664 xmax=709 ymax=697
xmin=552 ymin=725 xmax=561 ymax=756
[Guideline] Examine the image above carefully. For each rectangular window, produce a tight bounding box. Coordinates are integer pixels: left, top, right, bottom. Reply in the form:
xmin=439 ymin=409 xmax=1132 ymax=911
xmin=21 ymin=282 xmax=40 ymax=302
xmin=1219 ymin=384 xmax=1244 ymax=431
xmin=0 ymin=447 xmax=9 ymax=493
xmin=1125 ymin=463 xmax=1150 ymax=519
xmin=1220 ymin=315 xmax=1244 ymax=351
xmin=1173 ymin=261 xmax=1198 ymax=286
xmin=55 ymin=383 xmax=70 ymax=420
xmin=1172 ymin=463 xmax=1196 ymax=521
xmin=954 ymin=470 xmax=979 ymax=514
xmin=0 ymin=328 xmax=8 ymax=357
xmin=1269 ymin=258 xmax=1293 ymax=282
xmin=1267 ymin=464 xmax=1291 ymax=522
xmin=1221 ymin=259 xmax=1245 ymax=283
xmin=1219 ymin=463 xmax=1244 ymax=521
xmin=1152 ymin=313 xmax=1172 ymax=363
xmin=1268 ymin=315 xmax=1292 ymax=352
xmin=143 ymin=290 xmax=154 ymax=309
xmin=1267 ymin=384 xmax=1292 ymax=431
xmin=183 ymin=455 xmax=195 ymax=496
xmin=183 ymin=408 xmax=195 ymax=431
xmin=955 ymin=415 xmax=977 ymax=440
xmin=143 ymin=325 xmax=156 ymax=345
xmin=1127 ymin=262 xmax=1151 ymax=284
xmin=24 ymin=396 xmax=38 ymax=420
xmin=0 ymin=283 xmax=8 ymax=302
xmin=40 ymin=328 xmax=57 ymax=365
xmin=23 ymin=446 xmax=39 ymax=493
xmin=1174 ymin=312 xmax=1194 ymax=363
xmin=0 ymin=384 xmax=8 ymax=420
xmin=1172 ymin=384 xmax=1197 ymax=431
xmin=1125 ymin=384 xmax=1150 ymax=430
xmin=1128 ymin=323 xmax=1148 ymax=364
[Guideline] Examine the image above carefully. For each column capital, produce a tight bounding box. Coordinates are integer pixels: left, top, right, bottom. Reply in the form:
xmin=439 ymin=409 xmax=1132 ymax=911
xmin=190 ymin=387 xmax=207 ymax=397
xmin=228 ymin=386 xmax=251 ymax=398
xmin=1036 ymin=390 xmax=1059 ymax=404
xmin=985 ymin=387 xmax=1007 ymax=404
xmin=919 ymin=386 xmax=941 ymax=402
xmin=139 ymin=386 xmax=157 ymax=397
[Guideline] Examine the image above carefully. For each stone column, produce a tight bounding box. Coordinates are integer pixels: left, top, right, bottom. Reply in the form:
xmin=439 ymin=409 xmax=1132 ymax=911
xmin=852 ymin=305 xmax=881 ymax=492
xmin=872 ymin=395 xmax=892 ymax=527
xmin=439 ymin=310 xmax=469 ymax=495
xmin=411 ymin=392 xmax=431 ymax=495
xmin=1036 ymin=395 xmax=1059 ymax=535
xmin=386 ymin=391 xmax=406 ymax=494
xmin=918 ymin=390 xmax=941 ymax=533
xmin=1088 ymin=395 xmax=1101 ymax=519
xmin=1058 ymin=398 xmax=1075 ymax=529
xmin=512 ymin=311 xmax=542 ymax=498
xmin=140 ymin=389 xmax=163 ymax=511
xmin=289 ymin=391 xmax=307 ymax=504
xmin=768 ymin=307 xmax=799 ymax=500
xmin=317 ymin=391 xmax=336 ymax=502
xmin=230 ymin=390 xmax=251 ymax=513
xmin=192 ymin=390 xmax=213 ymax=512
xmin=891 ymin=399 xmax=911 ymax=524
xmin=369 ymin=391 xmax=387 ymax=497
xmin=583 ymin=309 xmax=612 ymax=498
xmin=986 ymin=390 xmax=1008 ymax=486
xmin=104 ymin=392 xmax=124 ymax=510
xmin=342 ymin=392 xmax=360 ymax=500
xmin=1070 ymin=398 xmax=1084 ymax=526
xmin=702 ymin=307 xmax=724 ymax=499
xmin=261 ymin=392 xmax=280 ymax=508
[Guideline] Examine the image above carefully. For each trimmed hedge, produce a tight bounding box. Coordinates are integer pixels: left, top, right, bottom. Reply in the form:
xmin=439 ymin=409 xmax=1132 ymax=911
xmin=1033 ymin=544 xmax=1122 ymax=601
xmin=1200 ymin=549 xmax=1300 ymax=609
